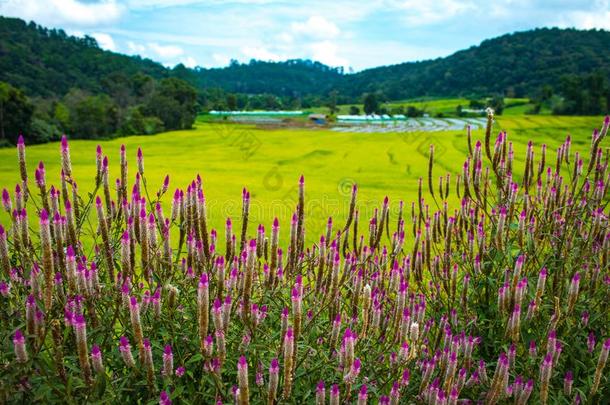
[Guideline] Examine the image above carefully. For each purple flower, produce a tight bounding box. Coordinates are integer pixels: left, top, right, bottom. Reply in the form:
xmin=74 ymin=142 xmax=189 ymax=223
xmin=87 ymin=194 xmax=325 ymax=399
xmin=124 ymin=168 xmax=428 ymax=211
xmin=159 ymin=390 xmax=172 ymax=405
xmin=357 ymin=384 xmax=367 ymax=403
xmin=163 ymin=345 xmax=174 ymax=377
xmin=0 ymin=281 xmax=10 ymax=297
xmin=91 ymin=344 xmax=104 ymax=373
xmin=175 ymin=366 xmax=185 ymax=377
xmin=13 ymin=329 xmax=27 ymax=363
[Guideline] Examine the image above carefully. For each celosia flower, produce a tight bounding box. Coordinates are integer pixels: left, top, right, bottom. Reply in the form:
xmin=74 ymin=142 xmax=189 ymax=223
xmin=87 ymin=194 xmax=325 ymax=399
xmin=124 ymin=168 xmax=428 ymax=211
xmin=268 ymin=358 xmax=279 ymax=404
xmin=567 ymin=272 xmax=580 ymax=313
xmin=159 ymin=390 xmax=172 ymax=405
xmin=255 ymin=362 xmax=264 ymax=387
xmin=282 ymin=328 xmax=295 ymax=399
xmin=315 ymin=381 xmax=325 ymax=405
xmin=581 ymin=311 xmax=590 ymax=326
xmin=330 ymin=384 xmax=340 ymax=405
xmin=74 ymin=314 xmax=91 ymax=383
xmin=591 ymin=338 xmax=610 ymax=395
xmin=539 ymin=354 xmax=553 ymax=403
xmin=175 ymin=366 xmax=185 ymax=377
xmin=237 ymin=355 xmax=249 ymax=405
xmin=13 ymin=329 xmax=27 ymax=363
xmin=60 ymin=135 xmax=72 ymax=177
xmin=563 ymin=370 xmax=573 ymax=396
xmin=163 ymin=345 xmax=174 ymax=377
xmin=344 ymin=357 xmax=361 ymax=383
xmin=91 ymin=345 xmax=104 ymax=374
xmin=119 ymin=336 xmax=135 ymax=368
xmin=1 ymin=189 xmax=11 ymax=212
xmin=0 ymin=280 xmax=10 ymax=297
xmin=357 ymin=385 xmax=367 ymax=405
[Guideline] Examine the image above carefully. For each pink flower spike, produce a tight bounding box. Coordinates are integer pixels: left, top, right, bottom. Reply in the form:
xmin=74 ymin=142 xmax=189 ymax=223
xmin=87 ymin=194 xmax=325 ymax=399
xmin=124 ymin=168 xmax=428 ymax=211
xmin=358 ymin=385 xmax=367 ymax=401
xmin=316 ymin=380 xmax=325 ymax=393
xmin=238 ymin=355 xmax=247 ymax=370
xmin=270 ymin=358 xmax=279 ymax=373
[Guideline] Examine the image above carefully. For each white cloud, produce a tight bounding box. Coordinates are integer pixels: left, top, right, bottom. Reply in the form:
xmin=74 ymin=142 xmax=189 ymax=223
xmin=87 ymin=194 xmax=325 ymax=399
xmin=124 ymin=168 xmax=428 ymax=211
xmin=211 ymin=53 xmax=231 ymax=66
xmin=241 ymin=46 xmax=283 ymax=61
xmin=556 ymin=3 xmax=610 ymax=30
xmin=126 ymin=0 xmax=276 ymax=9
xmin=276 ymin=32 xmax=294 ymax=44
xmin=125 ymin=40 xmax=198 ymax=67
xmin=127 ymin=41 xmax=147 ymax=54
xmin=180 ymin=56 xmax=198 ymax=68
xmin=386 ymin=0 xmax=475 ymax=25
xmin=67 ymin=29 xmax=85 ymax=37
xmin=147 ymin=42 xmax=185 ymax=58
xmin=0 ymin=0 xmax=123 ymax=27
xmin=307 ymin=41 xmax=348 ymax=68
xmin=291 ymin=16 xmax=340 ymax=39
xmin=91 ymin=32 xmax=116 ymax=51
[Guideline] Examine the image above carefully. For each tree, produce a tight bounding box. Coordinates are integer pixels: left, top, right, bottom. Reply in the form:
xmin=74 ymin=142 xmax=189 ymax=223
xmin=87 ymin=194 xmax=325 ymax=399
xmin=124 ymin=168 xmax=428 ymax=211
xmin=144 ymin=78 xmax=198 ymax=130
xmin=64 ymin=90 xmax=119 ymax=138
xmin=226 ymin=94 xmax=237 ymax=111
xmin=131 ymin=73 xmax=155 ymax=99
xmin=326 ymin=90 xmax=338 ymax=114
xmin=349 ymin=105 xmax=360 ymax=115
xmin=456 ymin=105 xmax=464 ymax=117
xmin=553 ymin=72 xmax=609 ymax=116
xmin=363 ymin=93 xmax=379 ymax=115
xmin=406 ymin=105 xmax=423 ymax=117
xmin=120 ymin=107 xmax=164 ymax=135
xmin=469 ymin=99 xmax=485 ymax=109
xmin=0 ymin=82 xmax=33 ymax=144
xmin=487 ymin=95 xmax=505 ymax=115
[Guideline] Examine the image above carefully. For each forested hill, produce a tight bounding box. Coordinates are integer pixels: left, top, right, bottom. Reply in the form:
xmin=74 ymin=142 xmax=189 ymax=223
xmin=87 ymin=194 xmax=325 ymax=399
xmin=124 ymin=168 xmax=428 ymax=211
xmin=1 ymin=16 xmax=610 ymax=101
xmin=0 ymin=17 xmax=168 ymax=97
xmin=339 ymin=28 xmax=610 ymax=99
xmin=0 ymin=16 xmax=343 ymax=99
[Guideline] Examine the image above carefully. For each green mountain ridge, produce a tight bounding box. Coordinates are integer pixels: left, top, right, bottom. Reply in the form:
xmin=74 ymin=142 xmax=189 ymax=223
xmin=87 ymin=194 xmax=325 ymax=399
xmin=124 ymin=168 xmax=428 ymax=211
xmin=1 ymin=16 xmax=610 ymax=101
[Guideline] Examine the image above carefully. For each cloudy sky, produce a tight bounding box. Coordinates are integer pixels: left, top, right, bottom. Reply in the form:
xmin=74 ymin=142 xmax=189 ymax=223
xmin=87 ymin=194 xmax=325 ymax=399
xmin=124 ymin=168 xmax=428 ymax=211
xmin=0 ymin=0 xmax=609 ymax=71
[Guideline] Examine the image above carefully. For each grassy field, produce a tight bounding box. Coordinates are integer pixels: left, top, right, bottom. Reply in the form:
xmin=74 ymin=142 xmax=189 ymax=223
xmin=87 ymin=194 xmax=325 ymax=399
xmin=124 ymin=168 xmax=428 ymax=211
xmin=0 ymin=115 xmax=603 ymax=245
xmin=313 ymin=97 xmax=539 ymax=117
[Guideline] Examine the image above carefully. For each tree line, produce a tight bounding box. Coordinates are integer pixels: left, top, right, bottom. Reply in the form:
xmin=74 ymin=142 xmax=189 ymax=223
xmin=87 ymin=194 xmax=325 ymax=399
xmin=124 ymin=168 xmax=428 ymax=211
xmin=0 ymin=76 xmax=197 ymax=146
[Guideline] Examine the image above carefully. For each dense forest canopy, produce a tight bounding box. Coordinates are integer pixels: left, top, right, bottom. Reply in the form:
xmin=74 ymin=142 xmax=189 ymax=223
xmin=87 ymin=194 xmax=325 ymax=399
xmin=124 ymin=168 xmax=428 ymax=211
xmin=0 ymin=17 xmax=168 ymax=98
xmin=339 ymin=28 xmax=610 ymax=100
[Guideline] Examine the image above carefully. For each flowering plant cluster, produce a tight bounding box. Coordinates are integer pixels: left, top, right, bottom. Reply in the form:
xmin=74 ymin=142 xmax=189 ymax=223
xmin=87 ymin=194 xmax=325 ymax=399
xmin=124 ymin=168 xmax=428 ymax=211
xmin=0 ymin=113 xmax=609 ymax=404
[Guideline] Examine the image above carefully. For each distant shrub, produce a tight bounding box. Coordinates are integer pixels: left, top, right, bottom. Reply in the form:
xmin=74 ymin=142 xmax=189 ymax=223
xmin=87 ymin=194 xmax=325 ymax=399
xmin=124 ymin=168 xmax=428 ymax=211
xmin=28 ymin=117 xmax=62 ymax=143
xmin=406 ymin=105 xmax=424 ymax=117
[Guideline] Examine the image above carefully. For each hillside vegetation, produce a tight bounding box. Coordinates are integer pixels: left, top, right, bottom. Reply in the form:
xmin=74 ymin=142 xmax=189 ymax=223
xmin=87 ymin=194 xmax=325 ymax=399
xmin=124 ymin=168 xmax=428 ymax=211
xmin=1 ymin=17 xmax=609 ymax=103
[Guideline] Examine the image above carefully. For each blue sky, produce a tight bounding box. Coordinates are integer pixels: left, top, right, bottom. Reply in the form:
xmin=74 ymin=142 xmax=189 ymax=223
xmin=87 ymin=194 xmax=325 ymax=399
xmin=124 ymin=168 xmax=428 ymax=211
xmin=1 ymin=0 xmax=609 ymax=71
